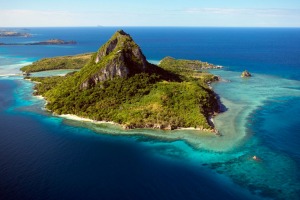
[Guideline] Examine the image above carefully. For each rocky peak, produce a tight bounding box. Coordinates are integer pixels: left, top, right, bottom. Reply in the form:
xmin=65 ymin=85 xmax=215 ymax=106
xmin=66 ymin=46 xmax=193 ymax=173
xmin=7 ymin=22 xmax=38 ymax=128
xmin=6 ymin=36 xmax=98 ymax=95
xmin=94 ymin=30 xmax=147 ymax=68
xmin=80 ymin=30 xmax=151 ymax=89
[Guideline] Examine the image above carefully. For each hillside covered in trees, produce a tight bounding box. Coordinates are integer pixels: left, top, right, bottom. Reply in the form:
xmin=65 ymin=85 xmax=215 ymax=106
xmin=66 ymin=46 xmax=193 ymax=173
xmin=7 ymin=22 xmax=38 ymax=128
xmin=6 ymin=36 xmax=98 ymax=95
xmin=26 ymin=30 xmax=220 ymax=131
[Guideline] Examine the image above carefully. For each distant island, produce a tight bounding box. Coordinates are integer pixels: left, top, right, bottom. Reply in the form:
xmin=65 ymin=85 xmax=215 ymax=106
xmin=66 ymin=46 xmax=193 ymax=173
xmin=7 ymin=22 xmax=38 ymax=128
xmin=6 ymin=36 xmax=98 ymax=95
xmin=23 ymin=30 xmax=221 ymax=132
xmin=32 ymin=39 xmax=77 ymax=45
xmin=0 ymin=39 xmax=77 ymax=46
xmin=0 ymin=31 xmax=31 ymax=37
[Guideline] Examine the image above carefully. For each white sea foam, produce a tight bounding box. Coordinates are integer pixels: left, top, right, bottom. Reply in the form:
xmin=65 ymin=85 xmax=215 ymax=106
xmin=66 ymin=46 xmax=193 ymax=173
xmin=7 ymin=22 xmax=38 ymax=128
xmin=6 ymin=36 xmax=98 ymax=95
xmin=147 ymin=59 xmax=160 ymax=65
xmin=0 ymin=60 xmax=32 ymax=76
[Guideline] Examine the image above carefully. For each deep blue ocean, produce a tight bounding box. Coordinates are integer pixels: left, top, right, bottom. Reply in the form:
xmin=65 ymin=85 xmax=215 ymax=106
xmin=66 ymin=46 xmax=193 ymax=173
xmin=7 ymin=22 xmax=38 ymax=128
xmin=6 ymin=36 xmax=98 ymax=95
xmin=0 ymin=27 xmax=300 ymax=200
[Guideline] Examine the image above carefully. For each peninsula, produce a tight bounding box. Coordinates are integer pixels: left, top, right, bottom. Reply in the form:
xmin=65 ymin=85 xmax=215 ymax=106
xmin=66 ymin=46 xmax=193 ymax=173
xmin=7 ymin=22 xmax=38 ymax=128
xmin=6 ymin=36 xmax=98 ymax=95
xmin=25 ymin=30 xmax=220 ymax=132
xmin=31 ymin=39 xmax=77 ymax=45
xmin=0 ymin=39 xmax=77 ymax=46
xmin=0 ymin=31 xmax=31 ymax=37
xmin=21 ymin=53 xmax=92 ymax=73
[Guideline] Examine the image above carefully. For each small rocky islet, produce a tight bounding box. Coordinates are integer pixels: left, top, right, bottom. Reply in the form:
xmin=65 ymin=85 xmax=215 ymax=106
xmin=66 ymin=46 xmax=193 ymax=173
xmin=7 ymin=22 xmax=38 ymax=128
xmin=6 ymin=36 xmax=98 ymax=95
xmin=241 ymin=70 xmax=252 ymax=77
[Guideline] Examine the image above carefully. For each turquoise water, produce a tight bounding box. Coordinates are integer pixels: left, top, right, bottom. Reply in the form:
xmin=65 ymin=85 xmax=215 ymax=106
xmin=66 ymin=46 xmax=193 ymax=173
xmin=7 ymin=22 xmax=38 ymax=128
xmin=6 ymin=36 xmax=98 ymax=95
xmin=1 ymin=28 xmax=300 ymax=200
xmin=210 ymin=70 xmax=300 ymax=198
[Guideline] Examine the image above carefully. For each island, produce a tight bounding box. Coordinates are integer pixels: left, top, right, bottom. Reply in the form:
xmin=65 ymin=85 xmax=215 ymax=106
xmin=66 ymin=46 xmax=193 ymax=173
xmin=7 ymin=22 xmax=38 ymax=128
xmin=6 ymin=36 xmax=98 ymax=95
xmin=30 ymin=39 xmax=77 ymax=45
xmin=241 ymin=70 xmax=252 ymax=77
xmin=0 ymin=39 xmax=77 ymax=46
xmin=24 ymin=30 xmax=221 ymax=132
xmin=0 ymin=31 xmax=31 ymax=37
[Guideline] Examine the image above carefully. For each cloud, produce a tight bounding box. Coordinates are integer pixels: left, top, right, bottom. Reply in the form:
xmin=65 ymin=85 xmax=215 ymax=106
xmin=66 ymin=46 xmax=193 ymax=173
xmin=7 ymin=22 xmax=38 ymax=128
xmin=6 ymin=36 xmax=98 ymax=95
xmin=0 ymin=9 xmax=76 ymax=18
xmin=184 ymin=8 xmax=300 ymax=17
xmin=0 ymin=9 xmax=151 ymax=27
xmin=0 ymin=8 xmax=299 ymax=27
xmin=0 ymin=9 xmax=78 ymax=26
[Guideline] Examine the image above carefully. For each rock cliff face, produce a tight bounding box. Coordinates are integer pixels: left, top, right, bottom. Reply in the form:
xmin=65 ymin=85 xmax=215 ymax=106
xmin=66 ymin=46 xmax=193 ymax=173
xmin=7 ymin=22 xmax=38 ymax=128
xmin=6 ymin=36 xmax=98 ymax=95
xmin=80 ymin=30 xmax=151 ymax=89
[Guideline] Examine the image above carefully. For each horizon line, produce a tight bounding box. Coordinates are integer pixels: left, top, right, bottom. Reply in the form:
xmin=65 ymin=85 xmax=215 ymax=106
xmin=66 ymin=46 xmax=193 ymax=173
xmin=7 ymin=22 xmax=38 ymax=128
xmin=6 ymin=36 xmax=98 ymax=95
xmin=1 ymin=26 xmax=300 ymax=29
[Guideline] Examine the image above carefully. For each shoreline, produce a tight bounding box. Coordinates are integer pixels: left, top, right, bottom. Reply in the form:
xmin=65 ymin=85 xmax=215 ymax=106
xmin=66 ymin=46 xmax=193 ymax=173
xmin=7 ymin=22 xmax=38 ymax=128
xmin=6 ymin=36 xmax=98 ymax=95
xmin=59 ymin=113 xmax=217 ymax=133
xmin=25 ymin=74 xmax=237 ymax=151
xmin=59 ymin=114 xmax=118 ymax=125
xmin=25 ymin=76 xmax=219 ymax=134
xmin=22 ymin=64 xmax=260 ymax=152
xmin=26 ymin=78 xmax=227 ymax=151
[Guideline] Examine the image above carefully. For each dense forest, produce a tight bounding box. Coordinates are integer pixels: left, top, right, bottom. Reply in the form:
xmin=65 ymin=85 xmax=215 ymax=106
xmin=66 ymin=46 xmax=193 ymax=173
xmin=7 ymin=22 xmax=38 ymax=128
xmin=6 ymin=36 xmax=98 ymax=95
xmin=21 ymin=53 xmax=92 ymax=73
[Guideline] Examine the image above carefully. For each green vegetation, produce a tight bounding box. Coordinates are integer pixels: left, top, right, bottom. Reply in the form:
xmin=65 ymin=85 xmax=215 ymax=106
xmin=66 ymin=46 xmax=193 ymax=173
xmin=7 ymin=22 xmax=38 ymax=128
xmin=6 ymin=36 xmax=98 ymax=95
xmin=159 ymin=56 xmax=220 ymax=82
xmin=21 ymin=53 xmax=92 ymax=73
xmin=159 ymin=56 xmax=220 ymax=73
xmin=27 ymin=30 xmax=220 ymax=131
xmin=28 ymin=76 xmax=65 ymax=95
xmin=30 ymin=73 xmax=218 ymax=130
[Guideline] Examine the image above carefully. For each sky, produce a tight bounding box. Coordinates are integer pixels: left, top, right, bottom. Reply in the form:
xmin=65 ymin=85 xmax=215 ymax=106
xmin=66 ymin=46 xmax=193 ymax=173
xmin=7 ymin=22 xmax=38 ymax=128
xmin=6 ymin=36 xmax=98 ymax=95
xmin=1 ymin=0 xmax=300 ymax=27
